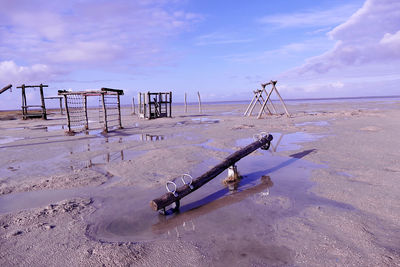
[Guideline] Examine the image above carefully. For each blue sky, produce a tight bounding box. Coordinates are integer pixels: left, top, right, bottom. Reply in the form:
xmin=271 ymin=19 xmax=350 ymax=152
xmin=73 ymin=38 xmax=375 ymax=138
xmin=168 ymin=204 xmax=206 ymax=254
xmin=1 ymin=0 xmax=399 ymax=109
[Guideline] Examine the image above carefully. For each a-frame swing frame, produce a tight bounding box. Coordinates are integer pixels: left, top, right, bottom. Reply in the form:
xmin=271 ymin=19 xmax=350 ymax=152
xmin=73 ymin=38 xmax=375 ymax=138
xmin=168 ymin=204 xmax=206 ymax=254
xmin=244 ymin=80 xmax=290 ymax=119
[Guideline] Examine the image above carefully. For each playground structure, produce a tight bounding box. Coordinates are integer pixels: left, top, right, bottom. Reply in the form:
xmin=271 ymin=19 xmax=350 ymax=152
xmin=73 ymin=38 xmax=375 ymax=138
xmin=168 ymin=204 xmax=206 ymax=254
xmin=58 ymin=87 xmax=124 ymax=134
xmin=150 ymin=133 xmax=273 ymax=214
xmin=244 ymin=80 xmax=290 ymax=118
xmin=138 ymin=91 xmax=172 ymax=119
xmin=16 ymin=84 xmax=48 ymax=120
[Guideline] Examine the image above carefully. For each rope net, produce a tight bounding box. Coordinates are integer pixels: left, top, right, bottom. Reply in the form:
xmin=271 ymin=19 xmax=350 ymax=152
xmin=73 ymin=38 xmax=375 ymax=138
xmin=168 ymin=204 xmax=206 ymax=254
xmin=99 ymin=94 xmax=120 ymax=130
xmin=66 ymin=94 xmax=86 ymax=132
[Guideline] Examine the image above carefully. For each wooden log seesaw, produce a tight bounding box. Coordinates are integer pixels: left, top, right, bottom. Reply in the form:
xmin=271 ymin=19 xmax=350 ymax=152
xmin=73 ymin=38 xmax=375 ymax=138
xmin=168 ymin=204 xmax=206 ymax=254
xmin=150 ymin=133 xmax=273 ymax=215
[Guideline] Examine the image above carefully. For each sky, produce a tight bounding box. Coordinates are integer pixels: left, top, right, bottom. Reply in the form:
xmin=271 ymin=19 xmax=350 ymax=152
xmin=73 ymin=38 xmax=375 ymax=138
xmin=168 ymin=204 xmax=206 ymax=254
xmin=1 ymin=0 xmax=400 ymax=109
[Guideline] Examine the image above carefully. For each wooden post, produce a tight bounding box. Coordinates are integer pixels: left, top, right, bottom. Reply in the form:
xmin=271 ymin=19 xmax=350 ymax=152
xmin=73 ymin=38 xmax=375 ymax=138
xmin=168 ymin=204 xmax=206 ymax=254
xmin=117 ymin=93 xmax=122 ymax=128
xmin=64 ymin=95 xmax=71 ymax=133
xmin=271 ymin=81 xmax=290 ymax=117
xmin=268 ymin=96 xmax=278 ymax=114
xmin=184 ymin=92 xmax=187 ymax=113
xmin=257 ymin=84 xmax=274 ymax=119
xmin=84 ymin=95 xmax=89 ymax=130
xmin=21 ymin=84 xmax=27 ymax=119
xmin=101 ymin=93 xmax=108 ymax=132
xmin=131 ymin=97 xmax=135 ymax=115
xmin=59 ymin=97 xmax=63 ymax=115
xmin=150 ymin=134 xmax=273 ymax=211
xmin=39 ymin=84 xmax=47 ymax=119
xmin=247 ymin=90 xmax=262 ymax=116
xmin=258 ymin=95 xmax=272 ymax=115
xmin=244 ymin=92 xmax=257 ymax=116
xmin=0 ymin=84 xmax=12 ymax=94
xmin=147 ymin=92 xmax=151 ymax=119
xmin=169 ymin=91 xmax=172 ymax=117
xmin=197 ymin=91 xmax=202 ymax=114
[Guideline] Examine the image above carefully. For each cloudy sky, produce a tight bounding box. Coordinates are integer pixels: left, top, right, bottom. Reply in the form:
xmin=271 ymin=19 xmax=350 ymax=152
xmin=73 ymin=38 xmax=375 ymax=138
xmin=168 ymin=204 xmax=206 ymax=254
xmin=1 ymin=0 xmax=399 ymax=109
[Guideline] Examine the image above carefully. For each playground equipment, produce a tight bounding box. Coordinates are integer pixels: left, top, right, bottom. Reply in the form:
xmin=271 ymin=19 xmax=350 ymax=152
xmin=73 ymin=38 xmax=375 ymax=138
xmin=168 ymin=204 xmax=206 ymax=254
xmin=244 ymin=80 xmax=290 ymax=118
xmin=138 ymin=91 xmax=172 ymax=119
xmin=58 ymin=87 xmax=124 ymax=134
xmin=17 ymin=84 xmax=48 ymax=120
xmin=150 ymin=133 xmax=273 ymax=214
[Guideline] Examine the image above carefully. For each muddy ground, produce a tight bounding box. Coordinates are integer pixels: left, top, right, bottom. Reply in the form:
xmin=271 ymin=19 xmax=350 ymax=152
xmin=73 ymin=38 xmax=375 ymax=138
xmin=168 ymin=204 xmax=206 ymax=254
xmin=1 ymin=100 xmax=399 ymax=266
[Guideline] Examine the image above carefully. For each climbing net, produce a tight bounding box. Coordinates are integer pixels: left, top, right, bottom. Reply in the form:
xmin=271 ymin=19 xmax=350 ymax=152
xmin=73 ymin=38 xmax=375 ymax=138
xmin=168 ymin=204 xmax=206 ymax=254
xmin=59 ymin=88 xmax=123 ymax=134
xmin=66 ymin=94 xmax=87 ymax=131
xmin=99 ymin=94 xmax=120 ymax=129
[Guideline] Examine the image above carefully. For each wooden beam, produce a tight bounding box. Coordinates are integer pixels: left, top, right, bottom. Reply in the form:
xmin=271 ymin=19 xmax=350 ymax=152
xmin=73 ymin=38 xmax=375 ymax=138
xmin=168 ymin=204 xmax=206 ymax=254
xmin=64 ymin=95 xmax=71 ymax=133
xmin=17 ymin=84 xmax=48 ymax=88
xmin=101 ymin=87 xmax=124 ymax=95
xmin=150 ymin=134 xmax=273 ymax=211
xmin=197 ymin=91 xmax=202 ymax=114
xmin=244 ymin=93 xmax=257 ymax=116
xmin=39 ymin=84 xmax=47 ymax=119
xmin=169 ymin=91 xmax=172 ymax=117
xmin=0 ymin=84 xmax=12 ymax=94
xmin=101 ymin=93 xmax=108 ymax=132
xmin=257 ymin=83 xmax=274 ymax=119
xmin=271 ymin=81 xmax=290 ymax=117
xmin=117 ymin=94 xmax=122 ymax=128
xmin=184 ymin=92 xmax=187 ymax=113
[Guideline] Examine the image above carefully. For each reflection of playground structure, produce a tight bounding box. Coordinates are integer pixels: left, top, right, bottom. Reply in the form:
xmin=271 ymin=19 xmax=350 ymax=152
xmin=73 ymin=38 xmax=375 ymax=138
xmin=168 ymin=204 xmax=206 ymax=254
xmin=68 ymin=134 xmax=166 ymax=169
xmin=140 ymin=134 xmax=165 ymax=141
xmin=152 ymin=175 xmax=273 ymax=236
xmin=69 ymin=138 xmax=125 ymax=169
xmin=269 ymin=133 xmax=284 ymax=153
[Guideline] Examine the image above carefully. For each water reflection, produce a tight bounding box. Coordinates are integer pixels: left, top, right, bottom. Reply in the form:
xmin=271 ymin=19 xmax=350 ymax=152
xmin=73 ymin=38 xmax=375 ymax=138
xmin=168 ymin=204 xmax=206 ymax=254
xmin=152 ymin=175 xmax=274 ymax=234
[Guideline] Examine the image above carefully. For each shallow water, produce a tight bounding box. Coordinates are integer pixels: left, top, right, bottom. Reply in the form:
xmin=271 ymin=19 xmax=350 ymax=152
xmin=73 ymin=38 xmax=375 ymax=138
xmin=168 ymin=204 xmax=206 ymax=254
xmin=0 ymin=136 xmax=23 ymax=145
xmin=81 ymin=131 xmax=360 ymax=266
xmin=295 ymin=121 xmax=329 ymax=127
xmin=83 ymin=143 xmax=356 ymax=265
xmin=0 ymin=128 xmax=354 ymax=265
xmin=237 ymin=132 xmax=324 ymax=153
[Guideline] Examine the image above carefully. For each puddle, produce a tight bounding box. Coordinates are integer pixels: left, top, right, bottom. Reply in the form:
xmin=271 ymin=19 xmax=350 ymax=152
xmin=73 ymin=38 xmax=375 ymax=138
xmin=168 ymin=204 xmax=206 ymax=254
xmin=237 ymin=132 xmax=323 ymax=152
xmin=196 ymin=139 xmax=234 ymax=153
xmin=0 ymin=128 xmax=354 ymax=265
xmin=84 ymin=144 xmax=353 ymax=267
xmin=0 ymin=126 xmax=349 ymax=265
xmin=0 ymin=136 xmax=24 ymax=145
xmin=295 ymin=121 xmax=329 ymax=127
xmin=46 ymin=125 xmax=66 ymax=131
xmin=69 ymin=149 xmax=145 ymax=169
xmin=191 ymin=118 xmax=220 ymax=124
xmin=85 ymin=135 xmax=351 ymax=248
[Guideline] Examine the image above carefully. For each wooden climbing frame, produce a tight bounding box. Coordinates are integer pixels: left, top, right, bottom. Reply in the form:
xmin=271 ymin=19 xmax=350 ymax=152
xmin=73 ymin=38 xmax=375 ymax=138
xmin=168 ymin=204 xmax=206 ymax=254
xmin=17 ymin=84 xmax=48 ymax=120
xmin=138 ymin=91 xmax=172 ymax=119
xmin=58 ymin=87 xmax=124 ymax=134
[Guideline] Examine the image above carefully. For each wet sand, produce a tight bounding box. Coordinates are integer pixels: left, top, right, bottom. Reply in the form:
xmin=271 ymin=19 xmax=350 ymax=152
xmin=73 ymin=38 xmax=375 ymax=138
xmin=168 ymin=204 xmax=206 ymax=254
xmin=1 ymin=100 xmax=400 ymax=266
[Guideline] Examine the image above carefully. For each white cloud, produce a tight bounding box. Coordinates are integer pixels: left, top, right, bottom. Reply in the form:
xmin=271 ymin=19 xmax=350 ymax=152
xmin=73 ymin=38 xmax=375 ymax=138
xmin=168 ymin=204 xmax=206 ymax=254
xmin=0 ymin=0 xmax=202 ymax=72
xmin=277 ymin=0 xmax=400 ymax=97
xmin=258 ymin=4 xmax=359 ymax=28
xmin=0 ymin=61 xmax=54 ymax=85
xmin=293 ymin=0 xmax=400 ymax=75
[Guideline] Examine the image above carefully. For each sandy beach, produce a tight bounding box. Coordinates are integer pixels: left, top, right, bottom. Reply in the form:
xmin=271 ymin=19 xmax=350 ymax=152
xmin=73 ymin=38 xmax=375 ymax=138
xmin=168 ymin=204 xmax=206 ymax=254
xmin=1 ymin=99 xmax=400 ymax=266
